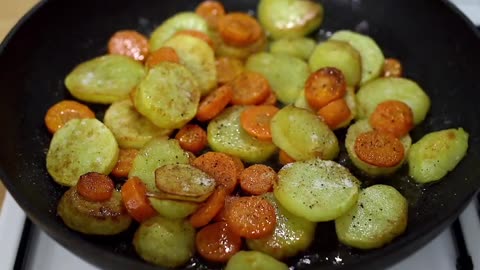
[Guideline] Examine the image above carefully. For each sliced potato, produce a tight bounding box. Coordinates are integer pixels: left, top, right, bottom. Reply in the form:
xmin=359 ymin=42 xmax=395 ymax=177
xmin=270 ymin=37 xmax=316 ymax=60
xmin=164 ymin=35 xmax=217 ymax=95
xmin=149 ymin=12 xmax=209 ymax=51
xmin=258 ymin=0 xmax=323 ymax=39
xmin=356 ymin=77 xmax=431 ymax=125
xmin=246 ymin=52 xmax=310 ymax=104
xmin=134 ymin=62 xmax=200 ymax=129
xmin=274 ymin=159 xmax=360 ymax=222
xmin=133 ymin=216 xmax=195 ymax=268
xmin=46 ymin=119 xmax=119 ymax=186
xmin=345 ymin=120 xmax=411 ymax=176
xmin=335 ymin=185 xmax=408 ymax=249
xmin=408 ymin=128 xmax=469 ymax=183
xmin=309 ymin=40 xmax=362 ymax=87
xmin=129 ymin=137 xmax=190 ymax=192
xmin=104 ymin=99 xmax=172 ymax=149
xmin=330 ymin=30 xmax=385 ymax=85
xmin=155 ymin=164 xmax=215 ymax=199
xmin=225 ymin=251 xmax=289 ymax=270
xmin=212 ymin=31 xmax=268 ymax=60
xmin=270 ymin=105 xmax=339 ymax=161
xmin=65 ymin=55 xmax=145 ymax=104
xmin=207 ymin=106 xmax=277 ymax=163
xmin=58 ymin=187 xmax=131 ymax=235
xmin=338 ymin=86 xmax=358 ymax=129
xmin=246 ymin=193 xmax=316 ymax=259
xmin=148 ymin=198 xmax=199 ymax=219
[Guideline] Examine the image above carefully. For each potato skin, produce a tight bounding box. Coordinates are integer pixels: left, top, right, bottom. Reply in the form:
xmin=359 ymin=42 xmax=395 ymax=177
xmin=57 ymin=187 xmax=132 ymax=235
xmin=408 ymin=128 xmax=469 ymax=183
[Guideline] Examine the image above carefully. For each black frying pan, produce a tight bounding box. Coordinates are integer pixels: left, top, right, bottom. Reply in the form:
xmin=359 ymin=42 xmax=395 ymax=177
xmin=1 ymin=0 xmax=479 ymax=269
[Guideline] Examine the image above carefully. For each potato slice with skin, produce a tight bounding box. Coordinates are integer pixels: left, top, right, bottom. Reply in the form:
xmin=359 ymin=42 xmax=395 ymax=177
xmin=246 ymin=193 xmax=316 ymax=259
xmin=270 ymin=37 xmax=316 ymax=60
xmin=330 ymin=30 xmax=385 ymax=85
xmin=408 ymin=128 xmax=469 ymax=183
xmin=129 ymin=137 xmax=190 ymax=192
xmin=309 ymin=40 xmax=362 ymax=87
xmin=258 ymin=0 xmax=323 ymax=40
xmin=345 ymin=119 xmax=411 ymax=176
xmin=246 ymin=52 xmax=310 ymax=104
xmin=164 ymin=35 xmax=217 ymax=96
xmin=274 ymin=159 xmax=360 ymax=222
xmin=104 ymin=99 xmax=172 ymax=149
xmin=148 ymin=189 xmax=209 ymax=203
xmin=148 ymin=198 xmax=199 ymax=219
xmin=134 ymin=62 xmax=200 ymax=129
xmin=46 ymin=118 xmax=119 ymax=186
xmin=149 ymin=12 xmax=209 ymax=51
xmin=335 ymin=185 xmax=408 ymax=249
xmin=356 ymin=77 xmax=431 ymax=125
xmin=207 ymin=106 xmax=277 ymax=163
xmin=155 ymin=164 xmax=215 ymax=198
xmin=270 ymin=105 xmax=339 ymax=161
xmin=225 ymin=251 xmax=289 ymax=270
xmin=133 ymin=216 xmax=195 ymax=268
xmin=65 ymin=55 xmax=146 ymax=104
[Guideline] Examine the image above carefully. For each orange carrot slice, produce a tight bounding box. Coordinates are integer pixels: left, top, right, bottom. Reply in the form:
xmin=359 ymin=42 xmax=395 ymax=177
xmin=111 ymin=148 xmax=139 ymax=178
xmin=192 ymin=152 xmax=238 ymax=194
xmin=317 ymin=98 xmax=351 ymax=130
xmin=175 ymin=124 xmax=208 ymax=154
xmin=305 ymin=67 xmax=347 ymax=110
xmin=239 ymin=164 xmax=277 ymax=195
xmin=77 ymin=172 xmax=114 ymax=202
xmin=216 ymin=57 xmax=244 ymax=85
xmin=189 ymin=188 xmax=227 ymax=228
xmin=121 ymin=177 xmax=157 ymax=222
xmin=195 ymin=0 xmax=226 ymax=28
xmin=44 ymin=100 xmax=95 ymax=134
xmin=230 ymin=71 xmax=271 ymax=105
xmin=354 ymin=131 xmax=405 ymax=167
xmin=218 ymin=13 xmax=263 ymax=47
xmin=108 ymin=30 xmax=149 ymax=62
xmin=240 ymin=105 xmax=279 ymax=141
xmin=145 ymin=47 xmax=180 ymax=68
xmin=196 ymin=84 xmax=234 ymax=122
xmin=196 ymin=222 xmax=242 ymax=263
xmin=369 ymin=100 xmax=414 ymax=138
xmin=278 ymin=149 xmax=296 ymax=166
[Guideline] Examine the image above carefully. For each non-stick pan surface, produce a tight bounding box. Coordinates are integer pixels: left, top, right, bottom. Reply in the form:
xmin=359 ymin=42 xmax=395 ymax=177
xmin=0 ymin=0 xmax=479 ymax=269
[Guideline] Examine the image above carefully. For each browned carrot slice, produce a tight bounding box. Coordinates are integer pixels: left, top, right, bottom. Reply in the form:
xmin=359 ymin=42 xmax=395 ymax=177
xmin=77 ymin=172 xmax=114 ymax=202
xmin=305 ymin=67 xmax=347 ymax=110
xmin=121 ymin=177 xmax=157 ymax=222
xmin=317 ymin=98 xmax=351 ymax=130
xmin=369 ymin=100 xmax=414 ymax=138
xmin=240 ymin=105 xmax=279 ymax=141
xmin=44 ymin=100 xmax=95 ymax=134
xmin=175 ymin=29 xmax=215 ymax=49
xmin=196 ymin=84 xmax=234 ymax=122
xmin=195 ymin=0 xmax=226 ymax=28
xmin=213 ymin=195 xmax=235 ymax=222
xmin=111 ymin=148 xmax=139 ymax=178
xmin=239 ymin=164 xmax=277 ymax=195
xmin=225 ymin=196 xmax=276 ymax=239
xmin=230 ymin=71 xmax=271 ymax=105
xmin=175 ymin=124 xmax=208 ymax=154
xmin=260 ymin=91 xmax=277 ymax=106
xmin=218 ymin=13 xmax=263 ymax=47
xmin=230 ymin=155 xmax=245 ymax=179
xmin=108 ymin=30 xmax=149 ymax=62
xmin=216 ymin=57 xmax=244 ymax=85
xmin=144 ymin=47 xmax=180 ymax=68
xmin=189 ymin=188 xmax=227 ymax=228
xmin=192 ymin=152 xmax=238 ymax=194
xmin=383 ymin=58 xmax=403 ymax=77
xmin=278 ymin=149 xmax=296 ymax=166
xmin=354 ymin=131 xmax=405 ymax=167
xmin=196 ymin=222 xmax=242 ymax=263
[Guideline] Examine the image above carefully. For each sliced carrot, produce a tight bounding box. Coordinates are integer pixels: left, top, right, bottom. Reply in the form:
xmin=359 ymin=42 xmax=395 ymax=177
xmin=144 ymin=47 xmax=180 ymax=69
xmin=240 ymin=105 xmax=279 ymax=141
xmin=121 ymin=177 xmax=157 ymax=222
xmin=196 ymin=84 xmax=234 ymax=122
xmin=175 ymin=124 xmax=208 ymax=154
xmin=225 ymin=196 xmax=276 ymax=239
xmin=317 ymin=98 xmax=351 ymax=130
xmin=279 ymin=149 xmax=296 ymax=166
xmin=239 ymin=164 xmax=277 ymax=195
xmin=189 ymin=188 xmax=227 ymax=228
xmin=218 ymin=13 xmax=263 ymax=47
xmin=192 ymin=152 xmax=238 ymax=194
xmin=216 ymin=57 xmax=244 ymax=85
xmin=213 ymin=195 xmax=235 ymax=222
xmin=108 ymin=30 xmax=149 ymax=62
xmin=111 ymin=148 xmax=139 ymax=178
xmin=175 ymin=30 xmax=215 ymax=49
xmin=383 ymin=58 xmax=403 ymax=78
xmin=77 ymin=172 xmax=114 ymax=202
xmin=230 ymin=155 xmax=245 ymax=179
xmin=230 ymin=71 xmax=271 ymax=105
xmin=354 ymin=131 xmax=405 ymax=167
xmin=195 ymin=0 xmax=226 ymax=28
xmin=369 ymin=100 xmax=414 ymax=138
xmin=305 ymin=67 xmax=347 ymax=110
xmin=260 ymin=91 xmax=277 ymax=106
xmin=44 ymin=100 xmax=95 ymax=133
xmin=196 ymin=222 xmax=242 ymax=263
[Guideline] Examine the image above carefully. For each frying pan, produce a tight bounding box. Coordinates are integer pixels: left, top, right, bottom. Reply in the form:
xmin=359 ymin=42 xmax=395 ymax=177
xmin=0 ymin=0 xmax=479 ymax=269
